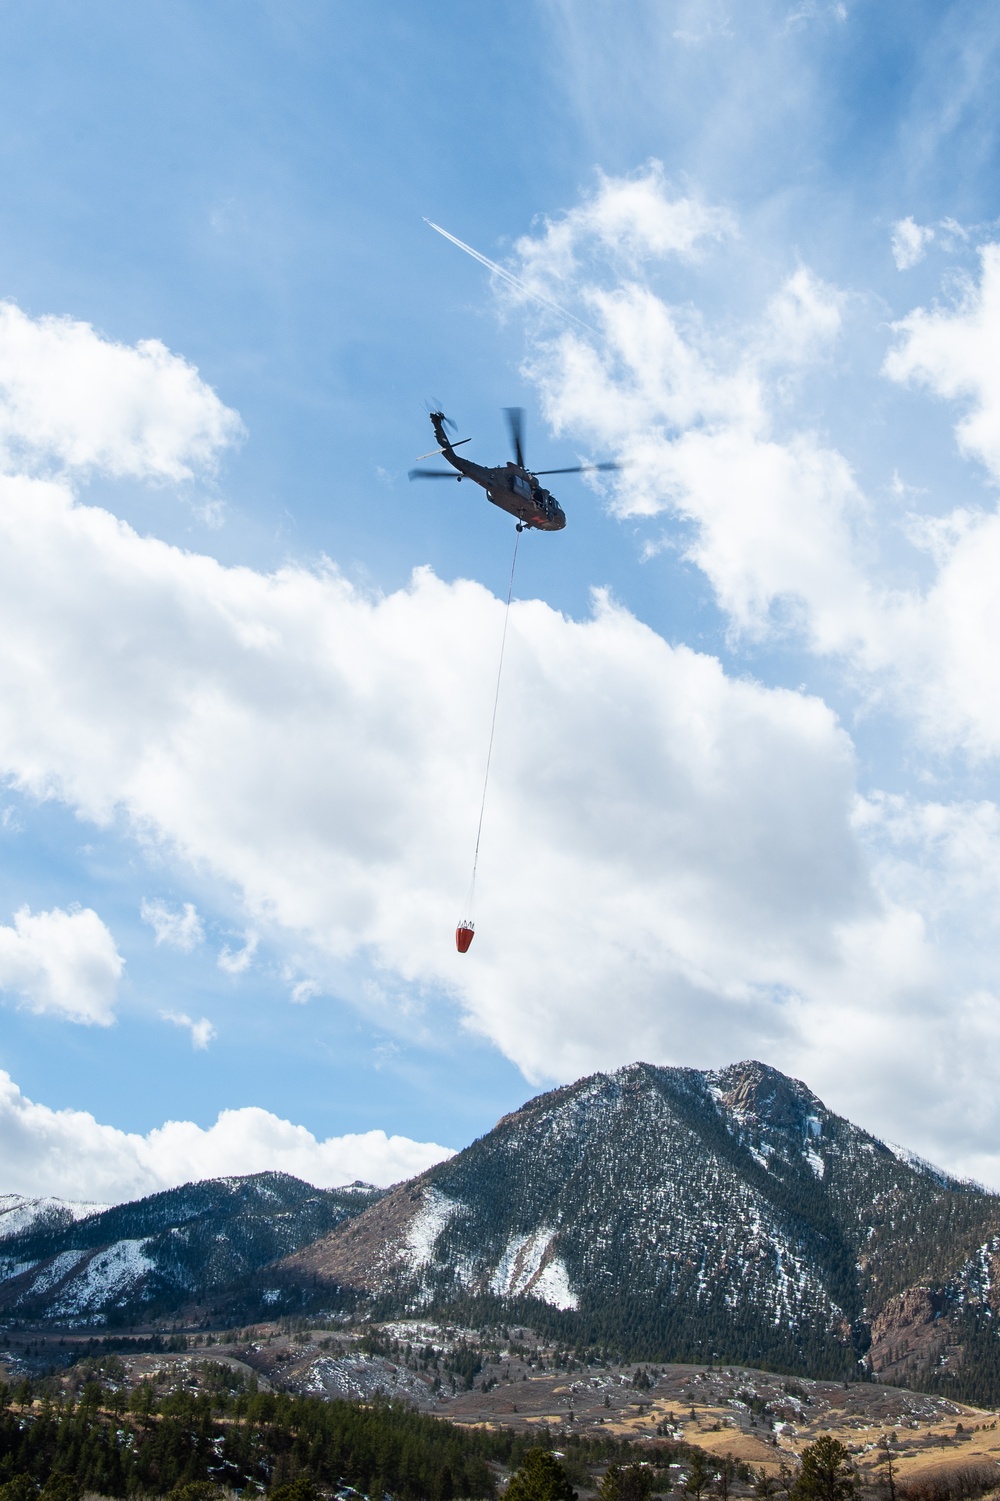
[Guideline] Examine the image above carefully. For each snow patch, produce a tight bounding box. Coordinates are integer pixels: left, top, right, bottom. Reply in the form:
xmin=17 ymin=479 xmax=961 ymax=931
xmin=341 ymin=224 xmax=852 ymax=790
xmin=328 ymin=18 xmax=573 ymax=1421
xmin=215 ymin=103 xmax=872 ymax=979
xmin=0 ymin=1257 xmax=38 ymax=1283
xmin=532 ymin=1257 xmax=579 ymax=1311
xmin=490 ymin=1227 xmax=578 ymax=1310
xmin=301 ymin=1354 xmax=430 ymax=1402
xmin=49 ymin=1239 xmax=155 ymax=1316
xmin=402 ymin=1188 xmax=457 ymax=1272
xmin=885 ymin=1141 xmax=955 ymax=1187
xmin=0 ymin=1194 xmax=107 ymax=1240
xmin=803 ymin=1147 xmax=825 ymax=1179
xmin=22 ymin=1249 xmax=88 ymax=1299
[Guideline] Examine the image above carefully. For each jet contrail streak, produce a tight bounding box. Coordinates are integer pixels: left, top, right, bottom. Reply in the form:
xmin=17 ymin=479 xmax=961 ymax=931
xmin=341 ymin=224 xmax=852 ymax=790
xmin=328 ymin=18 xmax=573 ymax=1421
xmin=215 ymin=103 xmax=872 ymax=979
xmin=424 ymin=219 xmax=595 ymax=333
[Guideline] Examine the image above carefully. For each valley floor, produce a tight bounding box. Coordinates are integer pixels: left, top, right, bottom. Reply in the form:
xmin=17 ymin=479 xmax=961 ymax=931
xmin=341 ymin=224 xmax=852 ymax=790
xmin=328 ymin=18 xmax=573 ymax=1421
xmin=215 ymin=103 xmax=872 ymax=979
xmin=5 ymin=1318 xmax=998 ymax=1490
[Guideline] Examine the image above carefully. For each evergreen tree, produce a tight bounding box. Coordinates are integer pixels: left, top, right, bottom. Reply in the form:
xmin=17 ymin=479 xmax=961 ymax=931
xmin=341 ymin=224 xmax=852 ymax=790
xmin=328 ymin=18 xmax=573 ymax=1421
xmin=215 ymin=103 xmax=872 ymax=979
xmin=506 ymin=1449 xmax=577 ymax=1501
xmin=269 ymin=1482 xmax=317 ymax=1501
xmin=599 ymin=1464 xmax=653 ymax=1501
xmin=791 ymin=1437 xmax=855 ymax=1501
xmin=684 ymin=1452 xmax=712 ymax=1501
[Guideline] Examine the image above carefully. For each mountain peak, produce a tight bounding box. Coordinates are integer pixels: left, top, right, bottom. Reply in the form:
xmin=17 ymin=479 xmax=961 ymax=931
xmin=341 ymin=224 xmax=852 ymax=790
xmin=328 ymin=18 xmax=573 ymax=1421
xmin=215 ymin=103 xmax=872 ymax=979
xmin=709 ymin=1058 xmax=824 ymax=1130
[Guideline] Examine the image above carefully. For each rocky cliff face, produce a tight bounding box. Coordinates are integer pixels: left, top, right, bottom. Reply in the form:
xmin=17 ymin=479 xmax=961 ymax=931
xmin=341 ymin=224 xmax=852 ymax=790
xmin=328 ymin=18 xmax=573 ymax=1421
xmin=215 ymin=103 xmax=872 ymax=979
xmin=281 ymin=1060 xmax=1000 ymax=1377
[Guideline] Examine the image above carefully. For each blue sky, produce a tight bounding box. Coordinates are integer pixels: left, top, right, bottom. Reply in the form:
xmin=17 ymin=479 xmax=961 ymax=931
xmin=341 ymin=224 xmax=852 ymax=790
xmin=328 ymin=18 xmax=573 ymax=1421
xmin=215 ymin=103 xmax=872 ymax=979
xmin=1 ymin=0 xmax=1000 ymax=1200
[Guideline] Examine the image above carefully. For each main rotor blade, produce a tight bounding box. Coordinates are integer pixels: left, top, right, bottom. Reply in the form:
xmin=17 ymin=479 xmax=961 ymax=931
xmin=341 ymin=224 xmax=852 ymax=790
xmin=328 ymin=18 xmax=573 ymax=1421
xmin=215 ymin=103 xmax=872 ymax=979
xmin=415 ymin=437 xmax=471 ymax=460
xmin=408 ymin=468 xmax=462 ymax=480
xmin=533 ymin=461 xmax=621 ymax=475
xmin=504 ymin=407 xmax=525 ymax=469
xmin=424 ymin=402 xmax=457 ymax=432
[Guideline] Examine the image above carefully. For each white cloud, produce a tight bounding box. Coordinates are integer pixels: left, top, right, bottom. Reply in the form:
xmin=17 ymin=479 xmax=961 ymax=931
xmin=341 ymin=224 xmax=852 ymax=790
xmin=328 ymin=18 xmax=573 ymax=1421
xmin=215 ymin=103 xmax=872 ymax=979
xmin=0 ymin=302 xmax=243 ymax=480
xmin=891 ymin=216 xmax=935 ymax=270
xmin=885 ymin=244 xmax=1000 ymax=482
xmin=4 ymin=287 xmax=1000 ymax=1182
xmin=218 ymin=931 xmax=258 ymax=974
xmin=0 ymin=906 xmax=123 ymax=1026
xmin=0 ymin=441 xmax=899 ymax=1096
xmin=160 ymin=1010 xmax=217 ymax=1050
xmin=290 ymin=978 xmax=321 ymax=1004
xmin=0 ymin=1070 xmax=453 ymax=1201
xmin=524 ymin=267 xmax=870 ymax=652
xmin=0 ymin=452 xmax=948 ymax=1157
xmin=141 ymin=898 xmax=204 ymax=952
xmin=759 ymin=267 xmax=843 ymax=365
xmin=514 ymin=163 xmax=732 ymax=303
xmin=516 ymin=182 xmax=1000 ymax=767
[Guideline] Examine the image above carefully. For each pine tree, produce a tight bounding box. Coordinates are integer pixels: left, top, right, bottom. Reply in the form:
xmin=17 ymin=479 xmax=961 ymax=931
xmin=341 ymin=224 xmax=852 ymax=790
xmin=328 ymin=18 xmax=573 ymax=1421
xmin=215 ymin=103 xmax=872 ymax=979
xmin=506 ymin=1449 xmax=577 ymax=1501
xmin=684 ymin=1451 xmax=713 ymax=1501
xmin=791 ymin=1437 xmax=855 ymax=1501
xmin=599 ymin=1464 xmax=653 ymax=1501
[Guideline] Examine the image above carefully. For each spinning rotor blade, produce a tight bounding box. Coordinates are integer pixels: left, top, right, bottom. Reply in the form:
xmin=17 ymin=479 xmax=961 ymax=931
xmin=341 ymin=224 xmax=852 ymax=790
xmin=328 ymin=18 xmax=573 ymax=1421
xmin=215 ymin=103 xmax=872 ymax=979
xmin=408 ymin=468 xmax=462 ymax=479
xmin=504 ymin=407 xmax=526 ymax=469
xmin=423 ymin=401 xmax=456 ymax=432
xmin=534 ymin=461 xmax=621 ymax=475
xmin=415 ymin=437 xmax=471 ymax=460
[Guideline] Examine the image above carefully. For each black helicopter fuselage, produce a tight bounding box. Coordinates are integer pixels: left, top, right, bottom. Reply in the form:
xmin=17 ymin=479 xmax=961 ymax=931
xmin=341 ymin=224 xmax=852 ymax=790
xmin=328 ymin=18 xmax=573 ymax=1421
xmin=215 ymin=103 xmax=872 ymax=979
xmin=429 ymin=412 xmax=566 ymax=531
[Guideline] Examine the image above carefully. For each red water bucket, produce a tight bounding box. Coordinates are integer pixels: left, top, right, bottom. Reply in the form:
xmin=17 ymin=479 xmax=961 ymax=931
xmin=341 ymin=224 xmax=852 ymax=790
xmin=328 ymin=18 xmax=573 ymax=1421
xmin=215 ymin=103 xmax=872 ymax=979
xmin=455 ymin=923 xmax=475 ymax=954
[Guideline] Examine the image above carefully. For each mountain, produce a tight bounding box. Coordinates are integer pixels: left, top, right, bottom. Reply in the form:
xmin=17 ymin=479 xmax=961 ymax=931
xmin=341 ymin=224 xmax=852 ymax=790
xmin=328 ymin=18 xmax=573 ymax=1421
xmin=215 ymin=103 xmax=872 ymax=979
xmin=0 ymin=1171 xmax=382 ymax=1325
xmin=0 ymin=1194 xmax=109 ymax=1240
xmin=280 ymin=1060 xmax=1000 ymax=1390
xmin=7 ymin=1060 xmax=1000 ymax=1407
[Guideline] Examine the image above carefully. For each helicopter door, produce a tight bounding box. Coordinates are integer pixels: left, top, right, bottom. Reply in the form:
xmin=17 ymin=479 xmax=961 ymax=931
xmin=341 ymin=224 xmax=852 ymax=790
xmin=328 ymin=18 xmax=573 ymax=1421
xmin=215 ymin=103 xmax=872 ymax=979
xmin=511 ymin=474 xmax=532 ymax=500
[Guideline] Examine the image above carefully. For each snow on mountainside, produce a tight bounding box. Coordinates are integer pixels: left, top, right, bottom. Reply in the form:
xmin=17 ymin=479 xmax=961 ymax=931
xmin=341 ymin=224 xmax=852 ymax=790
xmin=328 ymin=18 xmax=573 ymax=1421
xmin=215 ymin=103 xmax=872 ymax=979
xmin=0 ymin=1171 xmax=383 ymax=1325
xmin=7 ymin=1060 xmax=1000 ymax=1399
xmin=0 ymin=1194 xmax=107 ymax=1240
xmin=280 ymin=1060 xmax=1000 ymax=1378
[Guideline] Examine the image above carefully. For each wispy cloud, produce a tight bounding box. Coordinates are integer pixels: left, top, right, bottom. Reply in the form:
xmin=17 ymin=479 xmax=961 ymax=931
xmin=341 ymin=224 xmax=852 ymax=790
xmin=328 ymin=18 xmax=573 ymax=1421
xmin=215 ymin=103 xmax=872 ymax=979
xmin=218 ymin=932 xmax=258 ymax=976
xmin=141 ymin=899 xmax=204 ymax=953
xmin=161 ymin=1010 xmax=217 ymax=1050
xmin=423 ymin=219 xmax=596 ymax=331
xmin=892 ymin=216 xmax=935 ymax=270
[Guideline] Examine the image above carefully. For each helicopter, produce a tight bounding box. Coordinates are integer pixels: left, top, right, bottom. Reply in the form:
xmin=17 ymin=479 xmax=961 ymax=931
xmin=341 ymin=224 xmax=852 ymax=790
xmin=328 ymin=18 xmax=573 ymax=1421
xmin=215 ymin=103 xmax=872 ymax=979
xmin=408 ymin=408 xmax=618 ymax=531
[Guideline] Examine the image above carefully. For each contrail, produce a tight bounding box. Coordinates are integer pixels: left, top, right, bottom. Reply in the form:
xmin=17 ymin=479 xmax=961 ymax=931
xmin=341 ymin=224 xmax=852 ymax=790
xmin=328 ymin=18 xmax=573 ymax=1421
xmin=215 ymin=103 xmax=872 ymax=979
xmin=424 ymin=219 xmax=595 ymax=333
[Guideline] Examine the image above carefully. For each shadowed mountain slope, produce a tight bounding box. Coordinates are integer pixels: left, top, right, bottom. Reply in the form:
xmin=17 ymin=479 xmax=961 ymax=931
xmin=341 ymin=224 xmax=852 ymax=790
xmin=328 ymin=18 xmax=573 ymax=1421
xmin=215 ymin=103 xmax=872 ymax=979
xmin=0 ymin=1171 xmax=382 ymax=1324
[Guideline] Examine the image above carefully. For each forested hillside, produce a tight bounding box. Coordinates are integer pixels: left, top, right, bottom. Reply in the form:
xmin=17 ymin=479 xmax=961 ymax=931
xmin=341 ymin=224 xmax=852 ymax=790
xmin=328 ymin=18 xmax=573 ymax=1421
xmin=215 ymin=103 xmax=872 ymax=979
xmin=284 ymin=1061 xmax=1000 ymax=1385
xmin=0 ymin=1175 xmax=381 ymax=1326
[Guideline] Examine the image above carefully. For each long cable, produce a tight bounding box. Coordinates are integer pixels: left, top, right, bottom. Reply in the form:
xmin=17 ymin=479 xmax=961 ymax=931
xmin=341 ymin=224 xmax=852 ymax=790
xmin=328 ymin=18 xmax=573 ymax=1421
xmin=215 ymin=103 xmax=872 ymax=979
xmin=463 ymin=526 xmax=521 ymax=923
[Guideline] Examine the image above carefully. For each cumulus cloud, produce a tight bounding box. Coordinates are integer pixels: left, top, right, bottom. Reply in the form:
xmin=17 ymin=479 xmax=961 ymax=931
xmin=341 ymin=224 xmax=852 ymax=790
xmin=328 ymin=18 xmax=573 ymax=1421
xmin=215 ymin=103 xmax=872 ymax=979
xmin=0 ymin=1070 xmax=453 ymax=1201
xmin=891 ymin=216 xmax=935 ymax=270
xmin=515 ymin=178 xmax=1000 ymax=765
xmin=0 ymin=906 xmax=123 ymax=1025
xmin=522 ymin=249 xmax=869 ymax=653
xmin=0 ymin=302 xmax=242 ymax=480
xmin=4 ymin=287 xmax=1000 ymax=1183
xmin=0 ymin=455 xmax=903 ymax=1082
xmin=514 ymin=163 xmax=732 ymax=306
xmin=141 ymin=898 xmax=204 ymax=952
xmin=160 ymin=1010 xmax=217 ymax=1050
xmin=885 ymin=244 xmax=1000 ymax=482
